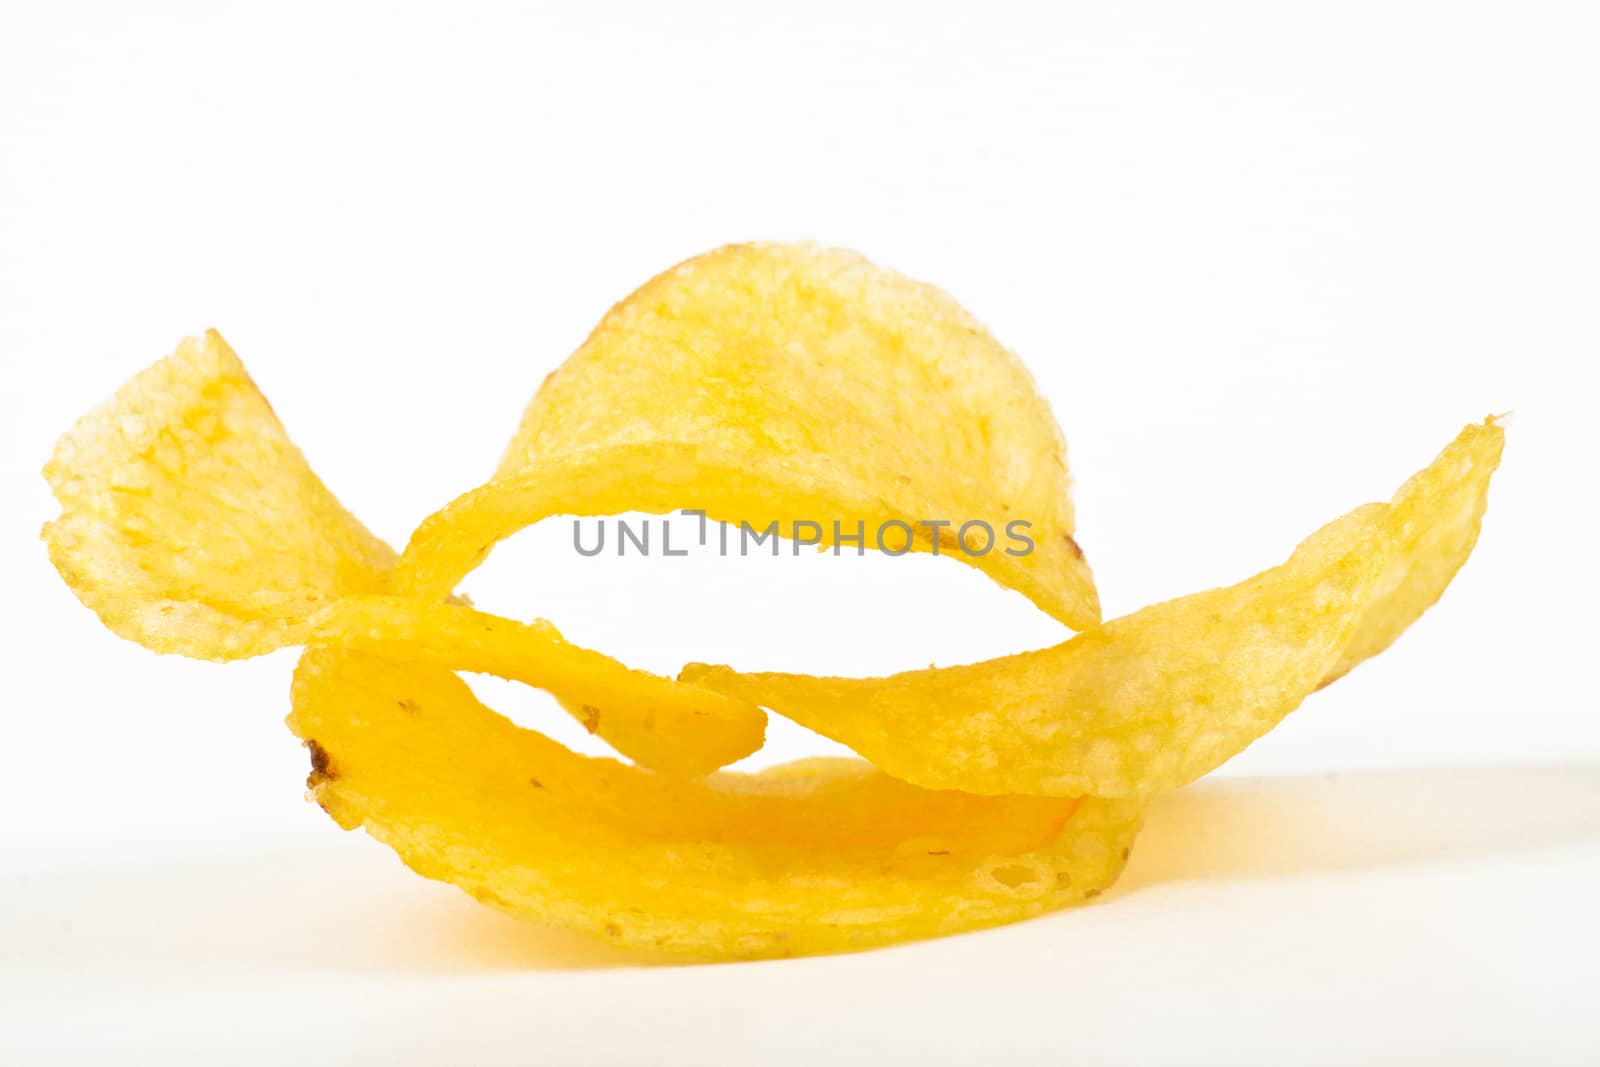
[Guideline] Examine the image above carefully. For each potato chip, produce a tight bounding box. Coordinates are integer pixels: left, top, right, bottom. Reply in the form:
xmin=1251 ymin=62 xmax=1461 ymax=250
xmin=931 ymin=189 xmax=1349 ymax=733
xmin=394 ymin=243 xmax=1100 ymax=631
xmin=38 ymin=246 xmax=1505 ymax=961
xmin=290 ymin=646 xmax=1140 ymax=959
xmin=686 ymin=420 xmax=1504 ymax=798
xmin=307 ymin=596 xmax=765 ymax=778
xmin=42 ymin=331 xmax=395 ymax=660
xmin=1321 ymin=418 xmax=1505 ymax=684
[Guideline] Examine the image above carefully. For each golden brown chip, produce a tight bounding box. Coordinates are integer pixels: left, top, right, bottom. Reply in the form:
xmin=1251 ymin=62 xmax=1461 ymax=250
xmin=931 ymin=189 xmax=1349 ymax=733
xmin=395 ymin=243 xmax=1099 ymax=631
xmin=686 ymin=420 xmax=1504 ymax=798
xmin=290 ymin=646 xmax=1140 ymax=959
xmin=43 ymin=331 xmax=395 ymax=660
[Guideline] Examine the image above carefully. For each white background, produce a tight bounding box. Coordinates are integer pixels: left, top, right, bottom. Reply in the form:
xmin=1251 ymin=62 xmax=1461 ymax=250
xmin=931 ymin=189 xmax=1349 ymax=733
xmin=2 ymin=2 xmax=1597 ymax=1064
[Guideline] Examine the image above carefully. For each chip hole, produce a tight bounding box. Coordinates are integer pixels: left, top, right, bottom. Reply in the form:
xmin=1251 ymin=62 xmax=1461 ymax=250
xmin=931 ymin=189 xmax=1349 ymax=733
xmin=460 ymin=673 xmax=621 ymax=760
xmin=461 ymin=514 xmax=1065 ymax=683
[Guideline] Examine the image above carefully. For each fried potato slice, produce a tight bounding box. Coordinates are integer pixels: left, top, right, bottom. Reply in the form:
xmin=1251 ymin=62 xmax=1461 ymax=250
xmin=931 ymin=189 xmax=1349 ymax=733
xmin=42 ymin=331 xmax=396 ymax=659
xmin=1321 ymin=418 xmax=1505 ymax=684
xmin=395 ymin=243 xmax=1099 ymax=631
xmin=35 ymin=276 xmax=1505 ymax=962
xmin=290 ymin=646 xmax=1141 ymax=959
xmin=686 ymin=420 xmax=1504 ymax=799
xmin=307 ymin=597 xmax=765 ymax=778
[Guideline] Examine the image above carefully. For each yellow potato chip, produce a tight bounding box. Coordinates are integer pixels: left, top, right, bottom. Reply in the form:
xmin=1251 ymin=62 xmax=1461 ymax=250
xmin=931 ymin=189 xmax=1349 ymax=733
xmin=43 ymin=331 xmax=395 ymax=660
xmin=36 ymin=248 xmax=1505 ymax=961
xmin=1321 ymin=418 xmax=1505 ymax=684
xmin=307 ymin=597 xmax=765 ymax=778
xmin=290 ymin=646 xmax=1140 ymax=959
xmin=686 ymin=420 xmax=1504 ymax=798
xmin=395 ymin=243 xmax=1099 ymax=631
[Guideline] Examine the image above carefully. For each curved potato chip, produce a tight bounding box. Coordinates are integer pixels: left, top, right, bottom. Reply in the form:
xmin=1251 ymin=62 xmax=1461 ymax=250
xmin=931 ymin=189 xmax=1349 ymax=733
xmin=289 ymin=646 xmax=1141 ymax=959
xmin=686 ymin=420 xmax=1503 ymax=798
xmin=394 ymin=243 xmax=1099 ymax=631
xmin=307 ymin=597 xmax=765 ymax=778
xmin=36 ymin=261 xmax=1505 ymax=963
xmin=42 ymin=331 xmax=395 ymax=660
xmin=1321 ymin=418 xmax=1505 ymax=684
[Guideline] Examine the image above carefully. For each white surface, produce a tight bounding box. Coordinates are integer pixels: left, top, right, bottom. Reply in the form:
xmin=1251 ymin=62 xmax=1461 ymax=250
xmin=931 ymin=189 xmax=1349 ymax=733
xmin=2 ymin=2 xmax=1597 ymax=1064
xmin=5 ymin=770 xmax=1598 ymax=1066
